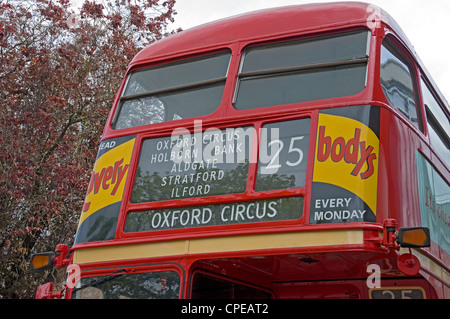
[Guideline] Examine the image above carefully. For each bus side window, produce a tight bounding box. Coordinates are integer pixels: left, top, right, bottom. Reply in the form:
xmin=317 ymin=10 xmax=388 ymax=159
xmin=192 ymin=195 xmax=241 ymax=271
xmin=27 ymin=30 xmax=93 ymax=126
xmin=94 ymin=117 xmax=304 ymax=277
xmin=420 ymin=77 xmax=450 ymax=166
xmin=380 ymin=39 xmax=421 ymax=130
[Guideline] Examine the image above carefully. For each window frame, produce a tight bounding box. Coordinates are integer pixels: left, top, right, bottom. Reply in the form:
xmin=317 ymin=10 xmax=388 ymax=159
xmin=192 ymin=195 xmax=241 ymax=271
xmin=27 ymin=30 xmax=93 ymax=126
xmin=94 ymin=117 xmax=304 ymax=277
xmin=112 ymin=50 xmax=232 ymax=130
xmin=71 ymin=264 xmax=184 ymax=299
xmin=379 ymin=35 xmax=424 ymax=132
xmin=232 ymin=29 xmax=371 ymax=110
xmin=419 ymin=75 xmax=450 ymax=166
xmin=189 ymin=270 xmax=273 ymax=299
xmin=118 ymin=113 xmax=313 ymax=239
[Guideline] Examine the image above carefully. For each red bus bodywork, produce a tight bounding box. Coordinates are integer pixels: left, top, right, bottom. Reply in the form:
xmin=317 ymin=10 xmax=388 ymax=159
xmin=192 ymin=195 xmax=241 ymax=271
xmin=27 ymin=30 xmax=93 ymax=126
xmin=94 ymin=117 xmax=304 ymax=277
xmin=39 ymin=2 xmax=449 ymax=299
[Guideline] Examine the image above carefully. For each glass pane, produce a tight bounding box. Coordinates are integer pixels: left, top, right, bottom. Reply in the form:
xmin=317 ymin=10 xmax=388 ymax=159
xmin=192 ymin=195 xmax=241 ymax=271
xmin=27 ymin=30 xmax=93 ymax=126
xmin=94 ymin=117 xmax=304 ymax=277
xmin=421 ymin=79 xmax=450 ymax=133
xmin=123 ymin=52 xmax=231 ymax=96
xmin=427 ymin=120 xmax=450 ymax=166
xmin=256 ymin=118 xmax=311 ymax=191
xmin=131 ymin=126 xmax=254 ymax=203
xmin=420 ymin=79 xmax=450 ymax=165
xmin=426 ymin=110 xmax=450 ymax=166
xmin=75 ymin=271 xmax=180 ymax=299
xmin=114 ymin=52 xmax=230 ymax=129
xmin=380 ymin=43 xmax=418 ymax=126
xmin=235 ymin=65 xmax=366 ymax=110
xmin=115 ymin=83 xmax=225 ymax=129
xmin=241 ymin=31 xmax=369 ymax=73
xmin=191 ymin=273 xmax=272 ymax=299
xmin=115 ymin=96 xmax=165 ymax=129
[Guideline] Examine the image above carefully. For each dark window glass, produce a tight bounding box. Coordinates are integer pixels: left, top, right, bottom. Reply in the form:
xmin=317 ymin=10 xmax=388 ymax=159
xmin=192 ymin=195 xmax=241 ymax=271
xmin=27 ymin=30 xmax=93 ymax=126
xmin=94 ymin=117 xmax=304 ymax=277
xmin=420 ymin=78 xmax=450 ymax=166
xmin=116 ymin=84 xmax=224 ymax=129
xmin=74 ymin=271 xmax=180 ymax=299
xmin=191 ymin=273 xmax=272 ymax=299
xmin=114 ymin=51 xmax=230 ymax=129
xmin=123 ymin=52 xmax=231 ymax=96
xmin=380 ymin=42 xmax=419 ymax=126
xmin=234 ymin=30 xmax=369 ymax=110
xmin=241 ymin=31 xmax=369 ymax=73
xmin=235 ymin=65 xmax=366 ymax=110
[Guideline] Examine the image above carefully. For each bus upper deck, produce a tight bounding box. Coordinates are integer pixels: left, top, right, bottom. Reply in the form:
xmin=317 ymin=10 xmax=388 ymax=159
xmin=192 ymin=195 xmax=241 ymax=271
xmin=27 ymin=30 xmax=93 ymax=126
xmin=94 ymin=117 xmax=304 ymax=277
xmin=32 ymin=2 xmax=449 ymax=299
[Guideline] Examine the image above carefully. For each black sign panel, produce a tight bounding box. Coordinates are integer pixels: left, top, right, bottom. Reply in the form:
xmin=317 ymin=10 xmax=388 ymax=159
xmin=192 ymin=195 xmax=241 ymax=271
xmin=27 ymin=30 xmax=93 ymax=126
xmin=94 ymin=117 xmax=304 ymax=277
xmin=124 ymin=197 xmax=303 ymax=232
xmin=256 ymin=118 xmax=310 ymax=191
xmin=370 ymin=288 xmax=425 ymax=299
xmin=131 ymin=126 xmax=254 ymax=202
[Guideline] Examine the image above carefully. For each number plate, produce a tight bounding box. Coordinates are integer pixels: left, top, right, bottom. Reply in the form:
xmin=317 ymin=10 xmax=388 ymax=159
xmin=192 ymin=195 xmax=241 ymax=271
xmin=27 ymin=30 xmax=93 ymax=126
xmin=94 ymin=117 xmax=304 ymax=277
xmin=370 ymin=287 xmax=425 ymax=299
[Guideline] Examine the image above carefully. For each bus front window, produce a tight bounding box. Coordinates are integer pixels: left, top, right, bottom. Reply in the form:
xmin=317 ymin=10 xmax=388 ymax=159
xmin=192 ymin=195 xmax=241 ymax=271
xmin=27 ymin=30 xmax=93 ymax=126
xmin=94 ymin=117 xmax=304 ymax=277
xmin=117 ymin=96 xmax=166 ymax=128
xmin=73 ymin=270 xmax=181 ymax=299
xmin=113 ymin=51 xmax=231 ymax=129
xmin=234 ymin=30 xmax=370 ymax=110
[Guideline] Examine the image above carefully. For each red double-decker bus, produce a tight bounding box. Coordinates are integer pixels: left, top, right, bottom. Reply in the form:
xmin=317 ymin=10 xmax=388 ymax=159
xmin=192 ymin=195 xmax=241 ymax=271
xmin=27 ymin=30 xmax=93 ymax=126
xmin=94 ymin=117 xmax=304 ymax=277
xmin=32 ymin=2 xmax=449 ymax=299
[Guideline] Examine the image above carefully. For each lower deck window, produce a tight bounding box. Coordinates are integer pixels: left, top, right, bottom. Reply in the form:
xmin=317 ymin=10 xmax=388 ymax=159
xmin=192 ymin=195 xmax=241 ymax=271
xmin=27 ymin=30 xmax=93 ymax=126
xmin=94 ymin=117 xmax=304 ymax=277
xmin=191 ymin=272 xmax=272 ymax=299
xmin=74 ymin=270 xmax=180 ymax=299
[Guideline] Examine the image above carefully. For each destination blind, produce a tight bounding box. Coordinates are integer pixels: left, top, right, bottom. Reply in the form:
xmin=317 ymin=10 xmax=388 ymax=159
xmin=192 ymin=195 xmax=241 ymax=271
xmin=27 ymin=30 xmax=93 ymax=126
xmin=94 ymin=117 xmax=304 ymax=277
xmin=125 ymin=197 xmax=303 ymax=231
xmin=131 ymin=125 xmax=254 ymax=202
xmin=130 ymin=118 xmax=310 ymax=203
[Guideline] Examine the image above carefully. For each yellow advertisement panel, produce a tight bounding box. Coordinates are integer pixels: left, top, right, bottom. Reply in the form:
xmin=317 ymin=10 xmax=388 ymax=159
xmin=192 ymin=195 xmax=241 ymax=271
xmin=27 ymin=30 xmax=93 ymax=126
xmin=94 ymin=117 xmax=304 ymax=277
xmin=75 ymin=135 xmax=135 ymax=243
xmin=310 ymin=106 xmax=379 ymax=224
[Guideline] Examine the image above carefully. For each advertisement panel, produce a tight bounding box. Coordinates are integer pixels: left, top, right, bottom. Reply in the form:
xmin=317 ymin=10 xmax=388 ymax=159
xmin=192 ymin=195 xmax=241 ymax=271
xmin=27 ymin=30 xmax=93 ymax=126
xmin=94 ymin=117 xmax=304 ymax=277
xmin=75 ymin=136 xmax=135 ymax=243
xmin=310 ymin=106 xmax=379 ymax=224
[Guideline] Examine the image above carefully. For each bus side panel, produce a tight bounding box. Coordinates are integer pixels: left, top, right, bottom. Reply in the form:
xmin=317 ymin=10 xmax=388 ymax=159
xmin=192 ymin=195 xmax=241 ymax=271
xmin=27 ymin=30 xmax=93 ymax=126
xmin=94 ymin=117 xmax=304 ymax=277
xmin=380 ymin=107 xmax=449 ymax=295
xmin=379 ymin=107 xmax=425 ymax=228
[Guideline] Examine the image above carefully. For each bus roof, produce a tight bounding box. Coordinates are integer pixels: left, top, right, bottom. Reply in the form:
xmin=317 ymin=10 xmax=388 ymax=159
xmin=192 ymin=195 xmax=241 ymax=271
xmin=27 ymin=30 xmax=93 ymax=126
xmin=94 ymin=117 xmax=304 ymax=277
xmin=128 ymin=1 xmax=448 ymax=108
xmin=130 ymin=2 xmax=407 ymax=66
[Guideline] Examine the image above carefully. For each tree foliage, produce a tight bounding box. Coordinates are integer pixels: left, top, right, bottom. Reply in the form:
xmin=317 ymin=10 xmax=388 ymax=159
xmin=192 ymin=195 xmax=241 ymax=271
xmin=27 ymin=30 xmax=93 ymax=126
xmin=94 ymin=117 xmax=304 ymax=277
xmin=0 ymin=0 xmax=178 ymax=299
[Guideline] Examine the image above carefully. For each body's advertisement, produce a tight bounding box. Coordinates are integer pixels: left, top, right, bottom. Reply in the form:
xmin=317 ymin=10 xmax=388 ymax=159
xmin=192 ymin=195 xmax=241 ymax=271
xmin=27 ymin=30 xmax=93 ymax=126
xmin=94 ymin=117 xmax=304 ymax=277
xmin=310 ymin=106 xmax=380 ymax=224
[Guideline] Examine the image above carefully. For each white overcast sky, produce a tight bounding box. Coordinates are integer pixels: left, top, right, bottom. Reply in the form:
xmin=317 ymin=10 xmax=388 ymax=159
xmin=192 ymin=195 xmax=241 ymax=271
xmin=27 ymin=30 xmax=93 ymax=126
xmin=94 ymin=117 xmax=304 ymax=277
xmin=170 ymin=0 xmax=450 ymax=104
